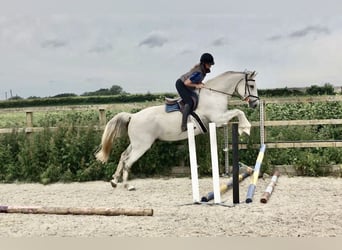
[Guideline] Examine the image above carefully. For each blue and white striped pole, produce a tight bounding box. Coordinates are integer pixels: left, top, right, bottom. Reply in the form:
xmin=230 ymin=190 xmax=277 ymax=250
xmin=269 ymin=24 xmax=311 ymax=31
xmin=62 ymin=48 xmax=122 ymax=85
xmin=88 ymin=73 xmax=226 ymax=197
xmin=246 ymin=144 xmax=266 ymax=203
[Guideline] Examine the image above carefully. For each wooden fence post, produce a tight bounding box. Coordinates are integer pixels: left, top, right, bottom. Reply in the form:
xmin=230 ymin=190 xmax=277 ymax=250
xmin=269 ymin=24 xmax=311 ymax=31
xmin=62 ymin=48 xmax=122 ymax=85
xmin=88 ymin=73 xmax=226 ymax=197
xmin=25 ymin=111 xmax=33 ymax=134
xmin=99 ymin=108 xmax=106 ymax=126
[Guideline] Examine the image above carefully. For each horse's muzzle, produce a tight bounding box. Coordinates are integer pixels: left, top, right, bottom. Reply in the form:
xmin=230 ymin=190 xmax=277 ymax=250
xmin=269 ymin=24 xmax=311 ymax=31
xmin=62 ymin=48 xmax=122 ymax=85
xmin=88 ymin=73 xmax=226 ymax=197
xmin=248 ymin=98 xmax=259 ymax=109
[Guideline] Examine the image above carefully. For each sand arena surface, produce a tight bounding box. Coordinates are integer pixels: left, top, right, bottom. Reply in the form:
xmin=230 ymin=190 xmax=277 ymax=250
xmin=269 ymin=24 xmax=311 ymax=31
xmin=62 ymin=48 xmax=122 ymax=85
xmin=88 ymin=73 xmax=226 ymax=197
xmin=0 ymin=176 xmax=341 ymax=237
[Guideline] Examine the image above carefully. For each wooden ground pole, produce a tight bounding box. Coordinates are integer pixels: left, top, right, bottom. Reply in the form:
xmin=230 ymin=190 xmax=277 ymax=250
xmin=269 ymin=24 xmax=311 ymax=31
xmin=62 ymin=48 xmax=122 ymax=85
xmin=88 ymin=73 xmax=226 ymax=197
xmin=0 ymin=205 xmax=153 ymax=216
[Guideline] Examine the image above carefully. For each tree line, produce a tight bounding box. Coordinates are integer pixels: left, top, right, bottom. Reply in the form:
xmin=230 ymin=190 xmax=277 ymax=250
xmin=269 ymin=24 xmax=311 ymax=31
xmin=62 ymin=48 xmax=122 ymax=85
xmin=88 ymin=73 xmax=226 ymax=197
xmin=4 ymin=83 xmax=338 ymax=100
xmin=258 ymin=83 xmax=336 ymax=97
xmin=1 ymin=83 xmax=339 ymax=109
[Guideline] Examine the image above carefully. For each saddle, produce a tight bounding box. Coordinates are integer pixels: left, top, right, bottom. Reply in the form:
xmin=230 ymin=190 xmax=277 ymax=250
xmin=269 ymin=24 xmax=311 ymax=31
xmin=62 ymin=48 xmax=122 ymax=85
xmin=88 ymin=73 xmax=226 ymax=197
xmin=165 ymin=97 xmax=185 ymax=112
xmin=164 ymin=97 xmax=207 ymax=133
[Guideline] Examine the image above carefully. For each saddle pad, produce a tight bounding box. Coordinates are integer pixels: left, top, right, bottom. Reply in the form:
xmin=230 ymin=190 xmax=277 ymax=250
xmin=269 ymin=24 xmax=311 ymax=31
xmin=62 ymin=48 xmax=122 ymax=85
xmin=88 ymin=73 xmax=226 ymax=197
xmin=165 ymin=102 xmax=180 ymax=113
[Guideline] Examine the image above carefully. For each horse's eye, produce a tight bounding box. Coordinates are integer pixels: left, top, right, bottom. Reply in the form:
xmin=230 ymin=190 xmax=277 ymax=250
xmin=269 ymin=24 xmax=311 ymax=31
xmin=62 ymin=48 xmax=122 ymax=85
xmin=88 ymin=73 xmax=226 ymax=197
xmin=249 ymin=85 xmax=254 ymax=89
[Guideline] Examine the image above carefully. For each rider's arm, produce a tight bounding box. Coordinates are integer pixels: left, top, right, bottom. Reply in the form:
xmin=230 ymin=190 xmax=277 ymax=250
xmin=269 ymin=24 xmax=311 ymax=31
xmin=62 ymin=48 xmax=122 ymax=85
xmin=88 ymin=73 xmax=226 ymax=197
xmin=184 ymin=71 xmax=205 ymax=89
xmin=184 ymin=79 xmax=205 ymax=89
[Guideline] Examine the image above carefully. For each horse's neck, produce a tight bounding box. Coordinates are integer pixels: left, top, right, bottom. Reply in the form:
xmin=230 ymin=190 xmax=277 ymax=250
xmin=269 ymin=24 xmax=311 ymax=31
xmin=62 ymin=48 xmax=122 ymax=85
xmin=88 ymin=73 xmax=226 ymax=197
xmin=205 ymin=72 xmax=241 ymax=92
xmin=197 ymin=89 xmax=229 ymax=118
xmin=196 ymin=72 xmax=240 ymax=121
xmin=198 ymin=72 xmax=240 ymax=105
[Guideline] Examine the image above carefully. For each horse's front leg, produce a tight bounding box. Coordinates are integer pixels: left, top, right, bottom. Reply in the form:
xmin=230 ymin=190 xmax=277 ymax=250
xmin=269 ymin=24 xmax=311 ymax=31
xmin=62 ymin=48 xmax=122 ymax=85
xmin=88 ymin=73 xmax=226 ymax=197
xmin=211 ymin=109 xmax=251 ymax=135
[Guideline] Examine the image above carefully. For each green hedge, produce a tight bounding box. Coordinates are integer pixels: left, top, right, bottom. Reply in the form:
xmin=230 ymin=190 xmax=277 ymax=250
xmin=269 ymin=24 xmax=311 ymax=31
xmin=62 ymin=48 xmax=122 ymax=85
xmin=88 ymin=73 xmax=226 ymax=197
xmin=0 ymin=124 xmax=259 ymax=184
xmin=1 ymin=123 xmax=341 ymax=184
xmin=1 ymin=98 xmax=342 ymax=184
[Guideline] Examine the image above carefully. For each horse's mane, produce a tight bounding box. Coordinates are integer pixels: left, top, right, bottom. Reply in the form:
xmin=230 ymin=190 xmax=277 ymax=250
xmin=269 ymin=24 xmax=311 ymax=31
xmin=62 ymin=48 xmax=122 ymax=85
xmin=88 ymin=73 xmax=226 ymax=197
xmin=205 ymin=71 xmax=241 ymax=85
xmin=205 ymin=70 xmax=255 ymax=85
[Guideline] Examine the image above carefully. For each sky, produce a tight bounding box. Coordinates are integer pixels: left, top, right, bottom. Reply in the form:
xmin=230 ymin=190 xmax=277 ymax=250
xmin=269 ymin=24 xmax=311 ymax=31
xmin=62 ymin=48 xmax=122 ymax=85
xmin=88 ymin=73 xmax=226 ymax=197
xmin=0 ymin=0 xmax=342 ymax=99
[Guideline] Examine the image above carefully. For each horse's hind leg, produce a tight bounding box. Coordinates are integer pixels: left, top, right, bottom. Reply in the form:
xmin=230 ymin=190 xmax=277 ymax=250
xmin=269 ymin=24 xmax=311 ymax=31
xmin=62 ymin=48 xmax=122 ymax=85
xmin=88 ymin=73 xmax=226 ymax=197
xmin=110 ymin=145 xmax=132 ymax=188
xmin=110 ymin=161 xmax=123 ymax=188
xmin=121 ymin=144 xmax=152 ymax=191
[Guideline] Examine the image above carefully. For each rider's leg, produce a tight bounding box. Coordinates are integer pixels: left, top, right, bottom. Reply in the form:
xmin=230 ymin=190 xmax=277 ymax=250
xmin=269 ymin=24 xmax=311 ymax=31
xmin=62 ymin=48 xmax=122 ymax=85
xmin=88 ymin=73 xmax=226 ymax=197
xmin=176 ymin=79 xmax=194 ymax=131
xmin=181 ymin=103 xmax=192 ymax=131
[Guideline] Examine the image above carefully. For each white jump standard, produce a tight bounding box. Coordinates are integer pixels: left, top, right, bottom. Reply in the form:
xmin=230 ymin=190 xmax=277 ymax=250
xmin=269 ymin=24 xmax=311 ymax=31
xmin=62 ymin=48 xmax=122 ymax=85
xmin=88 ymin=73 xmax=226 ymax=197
xmin=209 ymin=123 xmax=222 ymax=204
xmin=187 ymin=122 xmax=221 ymax=204
xmin=187 ymin=122 xmax=200 ymax=203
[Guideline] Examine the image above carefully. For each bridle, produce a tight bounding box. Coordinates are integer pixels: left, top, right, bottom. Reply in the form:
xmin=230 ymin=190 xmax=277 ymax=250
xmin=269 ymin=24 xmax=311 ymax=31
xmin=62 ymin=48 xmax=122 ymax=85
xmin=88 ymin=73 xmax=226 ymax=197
xmin=203 ymin=72 xmax=260 ymax=102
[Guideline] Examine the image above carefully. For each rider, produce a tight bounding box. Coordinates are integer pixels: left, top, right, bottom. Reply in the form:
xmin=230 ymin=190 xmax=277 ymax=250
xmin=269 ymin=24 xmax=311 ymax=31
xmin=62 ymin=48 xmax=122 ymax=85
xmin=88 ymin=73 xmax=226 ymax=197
xmin=175 ymin=53 xmax=215 ymax=131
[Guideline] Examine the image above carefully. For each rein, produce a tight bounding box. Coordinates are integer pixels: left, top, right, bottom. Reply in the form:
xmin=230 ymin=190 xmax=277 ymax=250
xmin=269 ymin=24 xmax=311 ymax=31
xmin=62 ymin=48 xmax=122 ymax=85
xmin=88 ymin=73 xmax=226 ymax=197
xmin=202 ymin=86 xmax=239 ymax=97
xmin=203 ymin=73 xmax=259 ymax=101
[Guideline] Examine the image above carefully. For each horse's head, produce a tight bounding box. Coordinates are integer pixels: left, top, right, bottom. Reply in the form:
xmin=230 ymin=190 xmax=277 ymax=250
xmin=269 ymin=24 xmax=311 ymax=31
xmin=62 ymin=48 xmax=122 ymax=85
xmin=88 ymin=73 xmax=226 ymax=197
xmin=201 ymin=70 xmax=259 ymax=108
xmin=236 ymin=71 xmax=259 ymax=108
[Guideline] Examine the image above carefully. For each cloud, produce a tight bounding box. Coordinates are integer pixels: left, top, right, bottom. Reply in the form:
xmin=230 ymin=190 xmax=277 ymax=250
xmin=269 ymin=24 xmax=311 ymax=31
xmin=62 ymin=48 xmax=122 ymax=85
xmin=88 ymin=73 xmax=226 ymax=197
xmin=41 ymin=39 xmax=68 ymax=48
xmin=267 ymin=35 xmax=283 ymax=41
xmin=211 ymin=37 xmax=228 ymax=47
xmin=268 ymin=25 xmax=331 ymax=41
xmin=289 ymin=25 xmax=330 ymax=38
xmin=179 ymin=49 xmax=193 ymax=55
xmin=89 ymin=43 xmax=113 ymax=53
xmin=138 ymin=32 xmax=168 ymax=48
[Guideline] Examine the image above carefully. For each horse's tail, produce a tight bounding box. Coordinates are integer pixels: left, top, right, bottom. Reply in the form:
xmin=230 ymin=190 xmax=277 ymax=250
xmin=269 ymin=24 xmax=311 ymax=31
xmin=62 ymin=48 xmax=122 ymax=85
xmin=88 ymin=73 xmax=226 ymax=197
xmin=95 ymin=112 xmax=132 ymax=163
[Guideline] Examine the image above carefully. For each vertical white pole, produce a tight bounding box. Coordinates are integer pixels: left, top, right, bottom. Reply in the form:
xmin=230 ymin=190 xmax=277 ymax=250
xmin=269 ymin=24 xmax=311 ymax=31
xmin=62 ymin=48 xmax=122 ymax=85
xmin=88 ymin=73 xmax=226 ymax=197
xmin=209 ymin=123 xmax=221 ymax=204
xmin=260 ymin=99 xmax=265 ymax=145
xmin=187 ymin=123 xmax=200 ymax=203
xmin=223 ymin=122 xmax=229 ymax=176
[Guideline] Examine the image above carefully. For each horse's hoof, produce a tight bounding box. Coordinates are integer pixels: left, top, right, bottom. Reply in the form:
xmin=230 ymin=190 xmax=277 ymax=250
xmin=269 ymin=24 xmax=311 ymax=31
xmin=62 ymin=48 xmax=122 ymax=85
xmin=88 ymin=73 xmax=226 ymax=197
xmin=110 ymin=180 xmax=118 ymax=188
xmin=124 ymin=184 xmax=136 ymax=191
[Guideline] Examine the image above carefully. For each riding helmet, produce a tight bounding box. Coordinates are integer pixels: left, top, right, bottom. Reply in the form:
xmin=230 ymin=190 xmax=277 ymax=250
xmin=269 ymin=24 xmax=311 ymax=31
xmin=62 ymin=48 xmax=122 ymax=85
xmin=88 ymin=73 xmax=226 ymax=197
xmin=200 ymin=53 xmax=215 ymax=65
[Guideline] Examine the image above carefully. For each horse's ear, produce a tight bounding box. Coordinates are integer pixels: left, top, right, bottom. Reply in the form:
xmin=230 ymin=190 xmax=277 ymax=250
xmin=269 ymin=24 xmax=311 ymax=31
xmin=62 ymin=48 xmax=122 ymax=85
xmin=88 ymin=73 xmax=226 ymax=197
xmin=250 ymin=71 xmax=257 ymax=78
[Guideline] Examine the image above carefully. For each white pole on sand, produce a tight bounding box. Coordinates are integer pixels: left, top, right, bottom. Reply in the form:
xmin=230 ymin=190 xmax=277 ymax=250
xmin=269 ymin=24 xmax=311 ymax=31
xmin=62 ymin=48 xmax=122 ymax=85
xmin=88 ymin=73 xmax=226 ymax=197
xmin=209 ymin=123 xmax=221 ymax=204
xmin=187 ymin=123 xmax=200 ymax=203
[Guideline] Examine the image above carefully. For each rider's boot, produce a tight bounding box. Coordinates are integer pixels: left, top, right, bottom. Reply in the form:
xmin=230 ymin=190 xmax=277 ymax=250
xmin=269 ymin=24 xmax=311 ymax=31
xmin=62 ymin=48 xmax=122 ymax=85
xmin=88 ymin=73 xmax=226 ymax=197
xmin=181 ymin=104 xmax=191 ymax=131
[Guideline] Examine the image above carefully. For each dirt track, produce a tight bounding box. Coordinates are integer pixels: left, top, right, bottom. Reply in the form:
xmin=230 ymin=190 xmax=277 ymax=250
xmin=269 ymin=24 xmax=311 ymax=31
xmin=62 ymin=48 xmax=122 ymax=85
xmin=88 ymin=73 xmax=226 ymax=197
xmin=0 ymin=176 xmax=341 ymax=237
